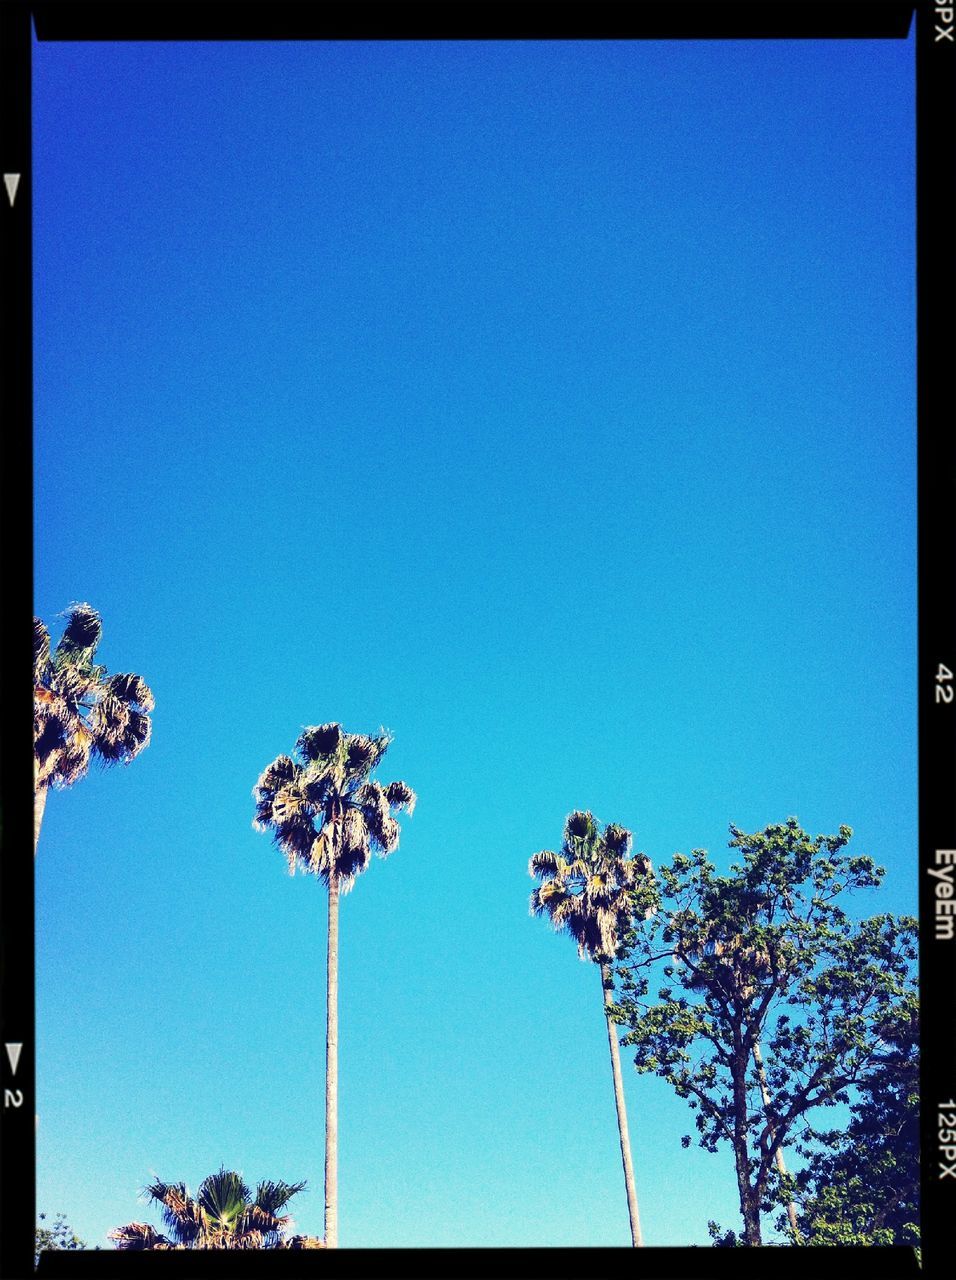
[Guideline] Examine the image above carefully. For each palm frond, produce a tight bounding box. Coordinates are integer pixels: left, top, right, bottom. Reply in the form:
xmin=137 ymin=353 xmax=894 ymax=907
xmin=54 ymin=602 xmax=103 ymax=663
xmin=34 ymin=711 xmax=67 ymax=764
xmin=586 ymin=912 xmax=616 ymax=960
xmin=296 ymin=723 xmax=342 ymax=765
xmin=564 ymin=855 xmax=591 ymax=885
xmin=340 ymin=807 xmax=371 ymax=865
xmin=343 ymin=731 xmax=390 ymax=781
xmin=529 ymin=849 xmax=563 ymax=881
xmin=89 ymin=694 xmax=129 ymax=755
xmin=106 ymin=671 xmax=155 ymax=713
xmin=272 ymin=817 xmax=319 ymax=874
xmin=108 ymin=1222 xmax=172 ymax=1250
xmin=253 ymin=755 xmax=298 ymax=804
xmin=253 ymin=1179 xmax=307 ymax=1216
xmin=595 ymin=908 xmax=617 ymax=959
xmin=254 ymin=770 xmax=315 ymax=862
xmin=95 ymin=692 xmax=130 ymax=732
xmin=564 ymin=809 xmax=598 ymax=848
xmin=92 ymin=706 xmax=151 ymax=764
xmin=378 ymin=814 xmax=402 ymax=854
xmin=359 ymin=782 xmax=400 ymax=855
xmin=303 ymin=770 xmax=334 ymax=807
xmin=353 ymin=781 xmax=378 ymax=807
xmin=252 ymin=799 xmax=273 ymax=831
xmin=554 ymin=902 xmax=589 ymax=952
xmin=532 ymin=879 xmax=570 ymax=918
xmin=197 ymin=1168 xmax=251 ymax=1228
xmin=603 ymin=823 xmax=632 ymax=858
xmin=306 ymin=825 xmax=336 ymax=880
xmin=51 ymin=733 xmax=93 ymax=786
xmin=336 ymin=836 xmax=373 ymax=892
xmin=54 ymin=663 xmax=94 ymax=705
xmin=233 ymin=1228 xmax=266 ymax=1249
xmin=92 ymin=731 xmax=132 ymax=764
xmin=33 ymin=683 xmax=64 ymax=714
xmin=550 ymin=894 xmax=582 ymax=929
xmin=383 ymin=779 xmax=416 ymax=815
xmin=33 ymin=618 xmax=51 ymax=684
xmin=123 ymin=709 xmax=152 ymax=753
xmin=269 ymin=785 xmax=309 ymax=826
xmin=143 ymin=1180 xmax=203 ymax=1246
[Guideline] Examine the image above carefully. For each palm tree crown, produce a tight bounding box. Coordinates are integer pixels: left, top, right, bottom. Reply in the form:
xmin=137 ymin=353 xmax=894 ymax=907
xmin=253 ymin=722 xmax=416 ymax=890
xmin=34 ymin=602 xmax=154 ymax=790
xmin=108 ymin=1168 xmax=322 ymax=1250
xmin=529 ymin=810 xmax=653 ymax=962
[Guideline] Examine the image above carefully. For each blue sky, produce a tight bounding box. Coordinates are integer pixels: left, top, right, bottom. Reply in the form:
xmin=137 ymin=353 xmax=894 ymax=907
xmin=33 ymin=35 xmax=915 ymax=1248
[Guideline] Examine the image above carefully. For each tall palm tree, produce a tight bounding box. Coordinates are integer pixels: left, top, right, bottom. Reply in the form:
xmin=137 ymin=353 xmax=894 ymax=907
xmin=108 ymin=1168 xmax=322 ymax=1249
xmin=33 ymin=603 xmax=154 ymax=853
xmin=529 ymin=810 xmax=654 ymax=1247
xmin=253 ymin=723 xmax=416 ymax=1249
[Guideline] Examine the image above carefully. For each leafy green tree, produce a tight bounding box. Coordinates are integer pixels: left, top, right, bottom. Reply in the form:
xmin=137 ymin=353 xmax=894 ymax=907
xmin=253 ymin=723 xmax=416 ymax=1248
xmin=783 ymin=993 xmax=919 ymax=1246
xmin=529 ymin=810 xmax=655 ymax=1246
xmin=108 ymin=1168 xmax=322 ymax=1249
xmin=33 ymin=603 xmax=154 ymax=853
xmin=35 ymin=1212 xmax=92 ymax=1264
xmin=613 ymin=817 xmax=918 ymax=1246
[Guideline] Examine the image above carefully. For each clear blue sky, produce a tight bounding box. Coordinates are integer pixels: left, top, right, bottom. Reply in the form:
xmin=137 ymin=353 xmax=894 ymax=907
xmin=33 ymin=35 xmax=915 ymax=1248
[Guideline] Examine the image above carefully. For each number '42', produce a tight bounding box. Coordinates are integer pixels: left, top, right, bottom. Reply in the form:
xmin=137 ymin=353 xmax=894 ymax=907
xmin=936 ymin=664 xmax=954 ymax=703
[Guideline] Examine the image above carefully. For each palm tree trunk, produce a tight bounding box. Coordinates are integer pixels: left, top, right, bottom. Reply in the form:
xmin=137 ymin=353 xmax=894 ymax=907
xmin=34 ymin=783 xmax=48 ymax=855
xmin=752 ymin=1040 xmax=801 ymax=1241
xmin=325 ymin=873 xmax=340 ymax=1248
xmin=600 ymin=963 xmax=643 ymax=1247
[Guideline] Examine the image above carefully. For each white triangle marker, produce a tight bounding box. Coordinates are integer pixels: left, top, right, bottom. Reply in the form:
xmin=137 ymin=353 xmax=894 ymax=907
xmin=4 ymin=174 xmax=21 ymax=207
xmin=5 ymin=1042 xmax=22 ymax=1074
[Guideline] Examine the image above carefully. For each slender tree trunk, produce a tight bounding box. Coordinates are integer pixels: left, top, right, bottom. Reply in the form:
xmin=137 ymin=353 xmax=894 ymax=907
xmin=752 ymin=1040 xmax=801 ymax=1241
xmin=325 ymin=874 xmax=340 ymax=1248
xmin=34 ymin=783 xmax=47 ymax=856
xmin=600 ymin=963 xmax=643 ymax=1247
xmin=731 ymin=1048 xmax=762 ymax=1245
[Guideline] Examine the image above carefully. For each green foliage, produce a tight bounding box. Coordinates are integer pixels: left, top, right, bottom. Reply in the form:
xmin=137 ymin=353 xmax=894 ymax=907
xmin=35 ymin=1212 xmax=93 ymax=1264
xmin=707 ymin=1220 xmax=743 ymax=1247
xmin=34 ymin=603 xmax=154 ymax=791
xmin=108 ymin=1167 xmax=321 ymax=1250
xmin=529 ymin=810 xmax=654 ymax=963
xmin=614 ymin=817 xmax=918 ymax=1246
xmin=782 ymin=993 xmax=919 ymax=1246
xmin=253 ymin=723 xmax=415 ymax=890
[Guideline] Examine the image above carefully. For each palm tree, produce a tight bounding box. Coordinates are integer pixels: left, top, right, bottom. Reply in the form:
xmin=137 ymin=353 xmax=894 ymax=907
xmin=253 ymin=723 xmax=416 ymax=1249
xmin=33 ymin=603 xmax=154 ymax=854
xmin=108 ymin=1168 xmax=322 ymax=1249
xmin=529 ymin=810 xmax=654 ymax=1247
